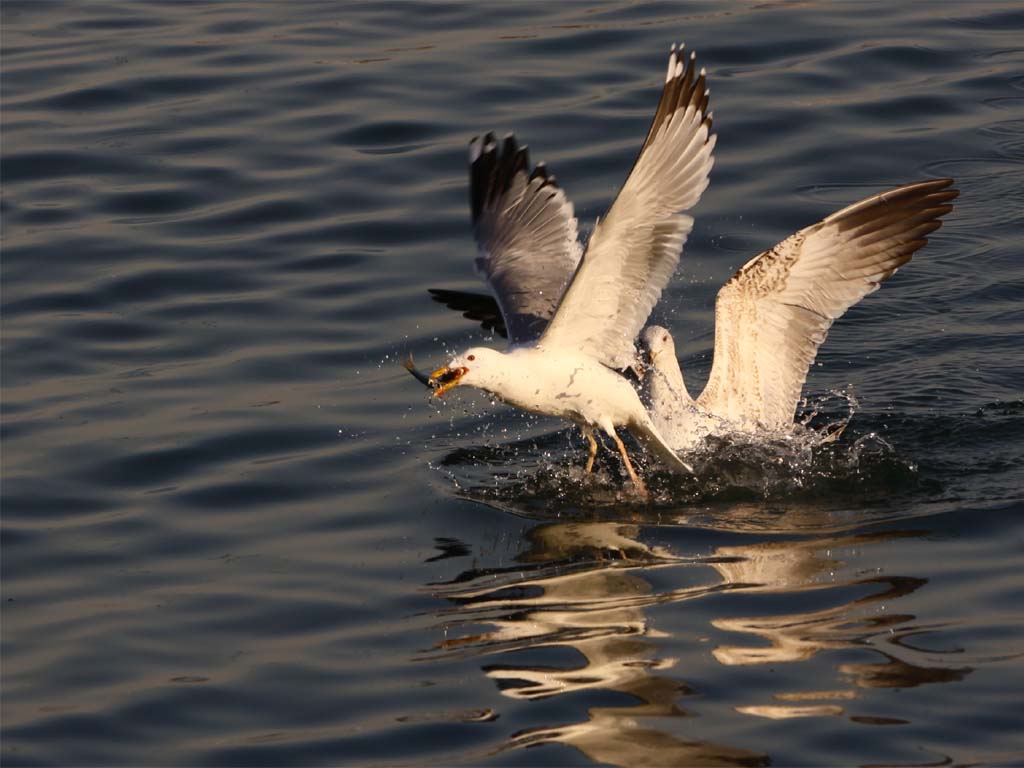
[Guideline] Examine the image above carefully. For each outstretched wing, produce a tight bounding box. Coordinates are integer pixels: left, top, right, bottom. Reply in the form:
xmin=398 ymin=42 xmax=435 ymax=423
xmin=464 ymin=133 xmax=582 ymax=344
xmin=698 ymin=178 xmax=958 ymax=428
xmin=539 ymin=44 xmax=716 ymax=369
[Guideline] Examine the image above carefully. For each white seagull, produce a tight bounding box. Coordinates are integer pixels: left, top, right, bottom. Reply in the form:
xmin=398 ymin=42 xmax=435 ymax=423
xmin=425 ymin=44 xmax=716 ymax=496
xmin=640 ymin=178 xmax=958 ymax=452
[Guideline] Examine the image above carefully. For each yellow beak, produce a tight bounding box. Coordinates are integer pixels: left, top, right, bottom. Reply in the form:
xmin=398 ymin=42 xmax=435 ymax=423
xmin=632 ymin=356 xmax=648 ymax=380
xmin=634 ymin=349 xmax=657 ymax=379
xmin=429 ymin=365 xmax=468 ymax=397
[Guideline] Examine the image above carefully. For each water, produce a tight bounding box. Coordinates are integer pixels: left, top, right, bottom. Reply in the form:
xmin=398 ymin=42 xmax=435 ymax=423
xmin=3 ymin=2 xmax=1023 ymax=765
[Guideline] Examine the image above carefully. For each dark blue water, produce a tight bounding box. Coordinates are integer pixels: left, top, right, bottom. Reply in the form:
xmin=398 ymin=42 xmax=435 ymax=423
xmin=3 ymin=2 xmax=1023 ymax=765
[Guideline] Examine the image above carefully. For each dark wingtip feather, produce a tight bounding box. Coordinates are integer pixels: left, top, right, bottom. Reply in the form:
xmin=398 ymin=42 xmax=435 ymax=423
xmin=469 ymin=133 xmax=500 ymax=223
xmin=830 ymin=178 xmax=959 ymax=238
xmin=469 ymin=127 xmax=567 ymax=228
xmin=427 ymin=288 xmax=508 ymax=338
xmin=639 ymin=45 xmax=713 ymax=157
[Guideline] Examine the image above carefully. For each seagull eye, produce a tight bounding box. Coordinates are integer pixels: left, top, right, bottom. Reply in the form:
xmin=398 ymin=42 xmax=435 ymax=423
xmin=467 ymin=354 xmax=475 ymax=362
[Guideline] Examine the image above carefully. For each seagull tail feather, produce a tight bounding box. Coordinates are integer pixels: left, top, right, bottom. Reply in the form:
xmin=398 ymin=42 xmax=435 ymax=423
xmin=629 ymin=416 xmax=694 ymax=475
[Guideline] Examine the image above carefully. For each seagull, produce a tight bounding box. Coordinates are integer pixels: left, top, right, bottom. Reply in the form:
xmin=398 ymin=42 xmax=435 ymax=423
xmin=640 ymin=178 xmax=958 ymax=452
xmin=424 ymin=44 xmax=716 ymax=496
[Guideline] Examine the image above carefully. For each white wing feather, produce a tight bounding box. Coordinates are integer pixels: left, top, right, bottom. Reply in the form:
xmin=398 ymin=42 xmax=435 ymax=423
xmin=539 ymin=45 xmax=716 ymax=369
xmin=699 ymin=178 xmax=958 ymax=428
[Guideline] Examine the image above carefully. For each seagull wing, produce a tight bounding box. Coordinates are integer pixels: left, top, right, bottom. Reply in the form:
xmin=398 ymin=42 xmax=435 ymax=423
xmin=467 ymin=133 xmax=582 ymax=344
xmin=427 ymin=289 xmax=506 ymax=339
xmin=539 ymin=45 xmax=716 ymax=369
xmin=698 ymin=178 xmax=958 ymax=428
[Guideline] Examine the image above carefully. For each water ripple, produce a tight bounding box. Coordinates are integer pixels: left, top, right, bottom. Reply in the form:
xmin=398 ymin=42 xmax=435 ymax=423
xmin=3 ymin=3 xmax=1023 ymax=767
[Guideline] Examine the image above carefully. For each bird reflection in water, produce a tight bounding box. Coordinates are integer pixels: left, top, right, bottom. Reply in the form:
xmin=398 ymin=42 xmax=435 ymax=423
xmin=707 ymin=530 xmax=972 ymax=720
xmin=420 ymin=506 xmax=972 ymax=765
xmin=423 ymin=521 xmax=768 ymax=766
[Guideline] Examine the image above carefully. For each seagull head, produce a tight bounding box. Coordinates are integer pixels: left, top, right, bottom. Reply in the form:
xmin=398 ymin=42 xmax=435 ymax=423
xmin=640 ymin=326 xmax=677 ymax=369
xmin=429 ymin=347 xmax=502 ymax=398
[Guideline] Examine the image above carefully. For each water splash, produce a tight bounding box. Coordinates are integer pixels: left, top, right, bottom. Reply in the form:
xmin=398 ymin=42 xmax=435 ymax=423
xmin=428 ymin=389 xmax=931 ymax=514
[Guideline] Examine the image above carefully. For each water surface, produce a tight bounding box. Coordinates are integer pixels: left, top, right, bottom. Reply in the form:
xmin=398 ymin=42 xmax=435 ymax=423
xmin=3 ymin=2 xmax=1023 ymax=765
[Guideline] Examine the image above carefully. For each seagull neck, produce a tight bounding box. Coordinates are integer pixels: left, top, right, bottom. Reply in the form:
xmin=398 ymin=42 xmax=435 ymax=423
xmin=464 ymin=349 xmax=541 ymax=407
xmin=651 ymin=355 xmax=691 ymax=405
xmin=469 ymin=354 xmax=518 ymax=396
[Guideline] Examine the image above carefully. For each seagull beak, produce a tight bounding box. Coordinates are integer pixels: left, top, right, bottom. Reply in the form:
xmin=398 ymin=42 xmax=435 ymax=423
xmin=630 ymin=358 xmax=646 ymax=381
xmin=429 ymin=365 xmax=468 ymax=397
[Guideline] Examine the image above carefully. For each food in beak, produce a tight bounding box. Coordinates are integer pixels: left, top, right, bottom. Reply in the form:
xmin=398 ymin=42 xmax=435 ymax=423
xmin=429 ymin=365 xmax=468 ymax=397
xmin=402 ymin=354 xmax=437 ymax=389
xmin=631 ymin=358 xmax=646 ymax=381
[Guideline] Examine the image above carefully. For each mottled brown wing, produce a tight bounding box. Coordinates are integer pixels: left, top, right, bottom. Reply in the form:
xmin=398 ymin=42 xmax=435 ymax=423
xmin=699 ymin=178 xmax=958 ymax=428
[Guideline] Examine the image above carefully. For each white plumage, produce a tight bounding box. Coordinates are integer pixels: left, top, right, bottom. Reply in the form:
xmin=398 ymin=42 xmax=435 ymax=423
xmin=417 ymin=43 xmax=957 ymax=487
xmin=426 ymin=44 xmax=715 ymax=496
xmin=642 ymin=179 xmax=958 ymax=451
xmin=541 ymin=51 xmax=715 ymax=370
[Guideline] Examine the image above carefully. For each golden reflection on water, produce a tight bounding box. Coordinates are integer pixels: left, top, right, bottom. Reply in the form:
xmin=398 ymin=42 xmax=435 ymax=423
xmin=425 ymin=521 xmax=767 ymax=766
xmin=709 ymin=532 xmax=971 ymax=693
xmin=422 ymin=513 xmax=972 ymax=766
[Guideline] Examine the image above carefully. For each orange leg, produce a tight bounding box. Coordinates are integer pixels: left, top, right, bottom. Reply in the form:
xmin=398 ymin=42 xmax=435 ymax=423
xmin=582 ymin=427 xmax=599 ymax=473
xmin=610 ymin=430 xmax=648 ymax=499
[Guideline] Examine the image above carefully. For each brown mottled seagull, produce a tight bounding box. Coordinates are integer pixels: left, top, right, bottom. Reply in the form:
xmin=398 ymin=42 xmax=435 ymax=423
xmin=640 ymin=178 xmax=958 ymax=452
